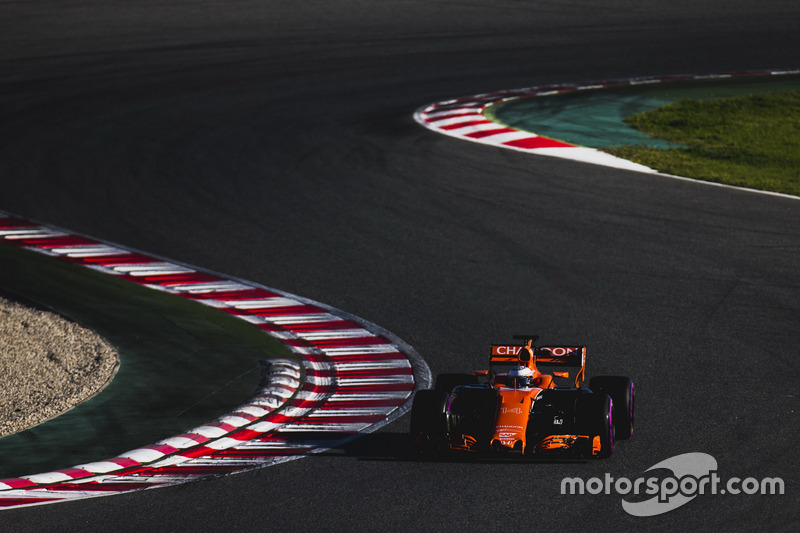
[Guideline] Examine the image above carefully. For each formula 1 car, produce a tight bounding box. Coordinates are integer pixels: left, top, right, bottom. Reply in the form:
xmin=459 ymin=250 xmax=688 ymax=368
xmin=410 ymin=335 xmax=634 ymax=459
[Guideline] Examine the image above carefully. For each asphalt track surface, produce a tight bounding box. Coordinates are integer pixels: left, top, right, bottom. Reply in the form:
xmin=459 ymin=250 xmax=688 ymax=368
xmin=0 ymin=1 xmax=798 ymax=531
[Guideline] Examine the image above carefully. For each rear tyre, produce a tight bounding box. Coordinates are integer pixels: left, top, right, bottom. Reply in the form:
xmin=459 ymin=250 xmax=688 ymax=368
xmin=576 ymin=392 xmax=614 ymax=459
xmin=589 ymin=376 xmax=634 ymax=440
xmin=434 ymin=373 xmax=478 ymax=394
xmin=409 ymin=390 xmax=448 ymax=457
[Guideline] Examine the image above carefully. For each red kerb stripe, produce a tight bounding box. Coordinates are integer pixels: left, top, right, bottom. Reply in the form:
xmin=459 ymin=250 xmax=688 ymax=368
xmin=466 ymin=127 xmax=516 ymax=139
xmin=0 ymin=477 xmax=37 ymax=489
xmin=441 ymin=119 xmax=493 ymax=130
xmin=503 ymin=136 xmax=574 ymax=149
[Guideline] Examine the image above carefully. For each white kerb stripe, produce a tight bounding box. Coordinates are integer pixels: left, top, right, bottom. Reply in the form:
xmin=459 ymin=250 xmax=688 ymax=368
xmin=233 ymin=440 xmax=316 ymax=450
xmin=0 ymin=228 xmax=68 ymax=239
xmin=308 ymin=407 xmax=396 ymax=417
xmin=334 ymin=360 xmax=411 ymax=370
xmin=320 ymin=345 xmax=399 ymax=356
xmin=266 ymin=313 xmax=341 ymax=325
xmin=327 ymin=391 xmax=411 ymax=401
xmin=117 ymin=448 xmax=168 ymax=463
xmin=454 ymin=121 xmax=514 ymax=133
xmin=157 ymin=436 xmax=208 ymax=449
xmin=225 ymin=298 xmax=303 ymax=309
xmin=430 ymin=115 xmax=485 ymax=128
xmin=338 ymin=375 xmax=414 ymax=385
xmin=278 ymin=422 xmax=371 ymax=432
xmin=294 ymin=329 xmax=374 ymax=340
xmin=477 ymin=131 xmax=541 ymax=145
xmin=233 ymin=405 xmax=270 ymax=418
xmin=49 ymin=245 xmax=129 ymax=257
xmin=74 ymin=461 xmax=130 ymax=474
xmin=24 ymin=471 xmax=75 ymax=484
xmin=245 ymin=420 xmax=283 ymax=433
xmin=165 ymin=281 xmax=251 ymax=293
xmin=112 ymin=263 xmax=194 ymax=276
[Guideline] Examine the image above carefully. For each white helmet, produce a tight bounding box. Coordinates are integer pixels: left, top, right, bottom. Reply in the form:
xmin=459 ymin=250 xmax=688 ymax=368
xmin=508 ymin=366 xmax=534 ymax=388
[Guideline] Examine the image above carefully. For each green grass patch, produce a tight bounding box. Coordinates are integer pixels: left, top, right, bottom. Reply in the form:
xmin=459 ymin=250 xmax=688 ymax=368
xmin=606 ymin=91 xmax=800 ymax=196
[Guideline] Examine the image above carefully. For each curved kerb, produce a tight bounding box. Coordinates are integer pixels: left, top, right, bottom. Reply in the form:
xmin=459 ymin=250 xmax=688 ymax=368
xmin=415 ymin=68 xmax=800 ymax=200
xmin=0 ymin=211 xmax=431 ymax=509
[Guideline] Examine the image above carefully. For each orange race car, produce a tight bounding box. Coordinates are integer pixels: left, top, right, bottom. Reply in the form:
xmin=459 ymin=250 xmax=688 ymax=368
xmin=410 ymin=335 xmax=634 ymax=459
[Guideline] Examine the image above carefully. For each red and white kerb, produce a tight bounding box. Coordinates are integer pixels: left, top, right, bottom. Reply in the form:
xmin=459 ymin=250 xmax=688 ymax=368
xmin=0 ymin=212 xmax=428 ymax=509
xmin=414 ymin=70 xmax=800 ymax=173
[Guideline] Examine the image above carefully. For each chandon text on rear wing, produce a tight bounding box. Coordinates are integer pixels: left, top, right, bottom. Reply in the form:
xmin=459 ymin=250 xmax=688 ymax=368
xmin=490 ymin=344 xmax=586 ymax=387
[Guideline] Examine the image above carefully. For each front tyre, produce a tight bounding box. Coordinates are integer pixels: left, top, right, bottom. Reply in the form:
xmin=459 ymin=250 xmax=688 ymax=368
xmin=576 ymin=392 xmax=614 ymax=459
xmin=589 ymin=376 xmax=634 ymax=440
xmin=409 ymin=390 xmax=448 ymax=458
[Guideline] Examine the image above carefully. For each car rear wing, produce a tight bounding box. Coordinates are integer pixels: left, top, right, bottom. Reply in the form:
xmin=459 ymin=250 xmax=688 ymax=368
xmin=489 ymin=344 xmax=530 ymax=362
xmin=489 ymin=344 xmax=586 ymax=387
xmin=537 ymin=346 xmax=585 ymax=367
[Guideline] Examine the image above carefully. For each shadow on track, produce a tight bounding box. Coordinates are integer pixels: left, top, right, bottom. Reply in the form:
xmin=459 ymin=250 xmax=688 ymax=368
xmin=315 ymin=431 xmax=603 ymax=465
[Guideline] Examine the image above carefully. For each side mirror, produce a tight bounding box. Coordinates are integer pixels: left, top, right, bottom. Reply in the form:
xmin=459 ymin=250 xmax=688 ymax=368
xmin=552 ymin=371 xmax=570 ymax=379
xmin=473 ymin=370 xmax=489 ymax=376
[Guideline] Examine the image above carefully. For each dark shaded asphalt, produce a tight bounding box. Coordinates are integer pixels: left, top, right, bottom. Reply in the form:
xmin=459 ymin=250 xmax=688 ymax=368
xmin=0 ymin=1 xmax=798 ymax=531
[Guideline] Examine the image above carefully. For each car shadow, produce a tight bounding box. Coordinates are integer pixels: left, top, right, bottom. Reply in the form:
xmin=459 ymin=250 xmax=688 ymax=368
xmin=314 ymin=431 xmax=591 ymax=465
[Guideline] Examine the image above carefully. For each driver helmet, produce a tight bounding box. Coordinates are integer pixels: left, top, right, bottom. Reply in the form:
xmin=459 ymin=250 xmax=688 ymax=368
xmin=508 ymin=366 xmax=534 ymax=388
